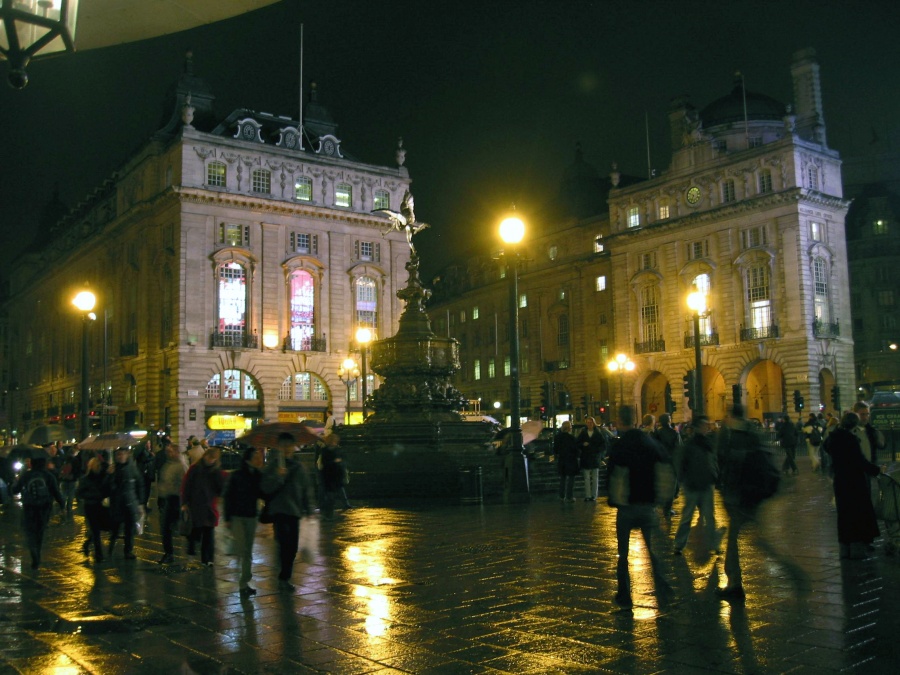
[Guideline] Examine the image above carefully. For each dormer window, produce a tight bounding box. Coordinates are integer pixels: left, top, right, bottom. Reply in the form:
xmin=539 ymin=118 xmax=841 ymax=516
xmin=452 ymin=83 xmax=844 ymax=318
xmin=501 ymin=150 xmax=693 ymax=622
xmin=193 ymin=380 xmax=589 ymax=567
xmin=335 ymin=183 xmax=352 ymax=208
xmin=627 ymin=206 xmax=640 ymax=228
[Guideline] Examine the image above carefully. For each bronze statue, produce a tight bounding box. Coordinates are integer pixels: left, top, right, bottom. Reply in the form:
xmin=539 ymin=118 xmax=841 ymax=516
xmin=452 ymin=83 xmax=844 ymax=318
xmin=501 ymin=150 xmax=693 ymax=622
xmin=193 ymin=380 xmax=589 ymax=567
xmin=374 ymin=190 xmax=429 ymax=256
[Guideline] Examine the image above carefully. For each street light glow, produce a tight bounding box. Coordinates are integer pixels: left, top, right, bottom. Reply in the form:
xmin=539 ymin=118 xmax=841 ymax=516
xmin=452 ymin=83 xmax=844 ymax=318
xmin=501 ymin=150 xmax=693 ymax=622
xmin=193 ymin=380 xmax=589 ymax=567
xmin=499 ymin=215 xmax=525 ymax=245
xmin=72 ymin=289 xmax=96 ymax=312
xmin=687 ymin=289 xmax=706 ymax=314
xmin=356 ymin=326 xmax=373 ymax=345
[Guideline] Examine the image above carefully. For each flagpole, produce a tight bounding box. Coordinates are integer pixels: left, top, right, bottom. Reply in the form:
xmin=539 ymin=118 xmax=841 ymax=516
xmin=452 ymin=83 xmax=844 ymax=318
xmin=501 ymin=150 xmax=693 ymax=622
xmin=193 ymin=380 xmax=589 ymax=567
xmin=299 ymin=22 xmax=304 ymax=149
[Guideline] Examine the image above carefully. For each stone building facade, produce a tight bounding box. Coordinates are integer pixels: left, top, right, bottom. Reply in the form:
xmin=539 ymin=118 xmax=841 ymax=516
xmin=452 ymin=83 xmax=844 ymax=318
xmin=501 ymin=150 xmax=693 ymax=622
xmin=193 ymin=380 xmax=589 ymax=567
xmin=4 ymin=58 xmax=411 ymax=444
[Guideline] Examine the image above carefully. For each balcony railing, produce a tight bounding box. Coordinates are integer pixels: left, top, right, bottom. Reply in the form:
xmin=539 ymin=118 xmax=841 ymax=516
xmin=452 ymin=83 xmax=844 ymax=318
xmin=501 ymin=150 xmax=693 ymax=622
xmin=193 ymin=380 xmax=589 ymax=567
xmin=740 ymin=324 xmax=780 ymax=341
xmin=813 ymin=318 xmax=840 ymax=339
xmin=119 ymin=342 xmax=138 ymax=357
xmin=283 ymin=335 xmax=327 ymax=352
xmin=210 ymin=331 xmax=259 ymax=349
xmin=634 ymin=339 xmax=666 ymax=354
xmin=684 ymin=332 xmax=720 ymax=348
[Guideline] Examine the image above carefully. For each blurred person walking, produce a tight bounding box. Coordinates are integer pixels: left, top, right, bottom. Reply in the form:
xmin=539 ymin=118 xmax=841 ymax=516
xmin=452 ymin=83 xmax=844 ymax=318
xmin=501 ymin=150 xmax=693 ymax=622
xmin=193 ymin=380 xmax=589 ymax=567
xmin=606 ymin=405 xmax=673 ymax=610
xmin=181 ymin=446 xmax=226 ymax=567
xmin=76 ymin=456 xmax=110 ymax=563
xmin=224 ymin=447 xmax=264 ymax=596
xmin=107 ymin=447 xmax=144 ymax=560
xmin=777 ymin=415 xmax=800 ymax=475
xmin=156 ymin=439 xmax=187 ymax=564
xmin=261 ymin=432 xmax=312 ymax=592
xmin=577 ymin=417 xmax=607 ymax=502
xmin=672 ymin=416 xmax=721 ymax=555
xmin=654 ymin=413 xmax=682 ymax=518
xmin=12 ymin=455 xmax=65 ymax=569
xmin=555 ymin=421 xmax=580 ymax=502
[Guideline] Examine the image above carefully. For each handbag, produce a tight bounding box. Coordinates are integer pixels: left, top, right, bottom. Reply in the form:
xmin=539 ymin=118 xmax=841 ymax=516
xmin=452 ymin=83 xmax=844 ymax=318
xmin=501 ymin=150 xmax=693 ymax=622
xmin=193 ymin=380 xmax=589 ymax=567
xmin=178 ymin=509 xmax=193 ymax=537
xmin=607 ymin=464 xmax=630 ymax=507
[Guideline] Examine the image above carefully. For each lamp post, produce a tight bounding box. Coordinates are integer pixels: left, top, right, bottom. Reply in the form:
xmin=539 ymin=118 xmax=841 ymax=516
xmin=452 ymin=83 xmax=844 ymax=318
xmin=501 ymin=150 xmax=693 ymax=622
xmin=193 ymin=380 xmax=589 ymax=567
xmin=0 ymin=0 xmax=79 ymax=89
xmin=499 ymin=210 xmax=529 ymax=498
xmin=687 ymin=288 xmax=706 ymax=416
xmin=355 ymin=327 xmax=372 ymax=420
xmin=72 ymin=288 xmax=96 ymax=441
xmin=607 ymin=353 xmax=635 ymax=419
xmin=337 ymin=357 xmax=360 ymax=425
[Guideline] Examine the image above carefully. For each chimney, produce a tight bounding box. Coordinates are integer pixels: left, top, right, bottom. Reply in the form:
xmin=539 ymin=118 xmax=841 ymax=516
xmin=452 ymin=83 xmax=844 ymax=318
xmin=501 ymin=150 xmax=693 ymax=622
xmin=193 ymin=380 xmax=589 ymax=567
xmin=790 ymin=48 xmax=827 ymax=145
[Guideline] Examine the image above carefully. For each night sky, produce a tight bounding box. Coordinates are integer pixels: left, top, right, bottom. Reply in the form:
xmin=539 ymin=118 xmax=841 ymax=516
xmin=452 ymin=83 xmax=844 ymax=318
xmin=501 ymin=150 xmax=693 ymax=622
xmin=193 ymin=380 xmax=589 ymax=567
xmin=2 ymin=0 xmax=899 ymax=279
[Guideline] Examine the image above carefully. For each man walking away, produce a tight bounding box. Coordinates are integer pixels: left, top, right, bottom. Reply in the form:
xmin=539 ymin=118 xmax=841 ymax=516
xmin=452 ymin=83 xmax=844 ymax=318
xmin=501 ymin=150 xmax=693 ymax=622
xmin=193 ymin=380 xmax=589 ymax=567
xmin=654 ymin=413 xmax=682 ymax=518
xmin=673 ymin=416 xmax=722 ymax=555
xmin=12 ymin=455 xmax=65 ymax=569
xmin=577 ymin=417 xmax=607 ymax=502
xmin=777 ymin=415 xmax=800 ymax=475
xmin=607 ymin=406 xmax=673 ymax=610
xmin=224 ymin=447 xmax=264 ymax=596
xmin=156 ymin=440 xmax=187 ymax=564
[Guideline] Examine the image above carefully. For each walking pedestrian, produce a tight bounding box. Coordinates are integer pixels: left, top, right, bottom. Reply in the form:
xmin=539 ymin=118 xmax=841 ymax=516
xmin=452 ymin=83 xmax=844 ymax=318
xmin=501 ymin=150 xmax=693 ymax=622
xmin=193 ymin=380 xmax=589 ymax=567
xmin=672 ymin=415 xmax=722 ymax=555
xmin=823 ymin=412 xmax=883 ymax=559
xmin=181 ymin=446 xmax=226 ymax=567
xmin=555 ymin=421 xmax=580 ymax=502
xmin=802 ymin=413 xmax=824 ymax=472
xmin=654 ymin=413 xmax=681 ymax=517
xmin=76 ymin=455 xmax=109 ymax=563
xmin=156 ymin=440 xmax=187 ymax=564
xmin=606 ymin=405 xmax=673 ymax=610
xmin=107 ymin=447 xmax=144 ymax=560
xmin=317 ymin=434 xmax=349 ymax=518
xmin=12 ymin=455 xmax=65 ymax=569
xmin=57 ymin=446 xmax=80 ymax=523
xmin=261 ymin=432 xmax=312 ymax=592
xmin=577 ymin=417 xmax=606 ymax=502
xmin=777 ymin=415 xmax=800 ymax=475
xmin=224 ymin=447 xmax=264 ymax=596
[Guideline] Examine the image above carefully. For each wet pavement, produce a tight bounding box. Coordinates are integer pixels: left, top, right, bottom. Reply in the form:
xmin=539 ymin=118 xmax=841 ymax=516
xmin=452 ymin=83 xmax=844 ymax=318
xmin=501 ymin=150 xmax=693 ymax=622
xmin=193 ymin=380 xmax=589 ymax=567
xmin=1 ymin=457 xmax=899 ymax=674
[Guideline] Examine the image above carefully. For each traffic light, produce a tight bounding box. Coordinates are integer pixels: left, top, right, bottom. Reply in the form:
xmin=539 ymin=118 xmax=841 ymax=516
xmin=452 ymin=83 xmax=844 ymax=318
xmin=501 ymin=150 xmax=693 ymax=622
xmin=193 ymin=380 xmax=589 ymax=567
xmin=684 ymin=373 xmax=695 ymax=412
xmin=581 ymin=394 xmax=589 ymax=411
xmin=558 ymin=390 xmax=570 ymax=410
xmin=664 ymin=383 xmax=675 ymax=414
xmin=538 ymin=406 xmax=547 ymax=420
xmin=540 ymin=381 xmax=551 ymax=409
xmin=793 ymin=389 xmax=804 ymax=413
xmin=831 ymin=386 xmax=841 ymax=411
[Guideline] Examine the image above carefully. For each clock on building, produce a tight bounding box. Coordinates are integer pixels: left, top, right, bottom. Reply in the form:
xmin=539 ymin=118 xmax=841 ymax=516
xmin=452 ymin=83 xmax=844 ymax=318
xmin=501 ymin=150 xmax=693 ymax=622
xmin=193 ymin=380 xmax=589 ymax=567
xmin=242 ymin=123 xmax=256 ymax=140
xmin=686 ymin=186 xmax=702 ymax=205
xmin=322 ymin=139 xmax=336 ymax=156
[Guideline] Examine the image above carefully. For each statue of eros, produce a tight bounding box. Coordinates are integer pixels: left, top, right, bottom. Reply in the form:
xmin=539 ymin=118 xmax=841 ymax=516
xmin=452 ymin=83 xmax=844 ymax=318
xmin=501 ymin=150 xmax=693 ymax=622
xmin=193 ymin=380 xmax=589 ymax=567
xmin=374 ymin=190 xmax=429 ymax=256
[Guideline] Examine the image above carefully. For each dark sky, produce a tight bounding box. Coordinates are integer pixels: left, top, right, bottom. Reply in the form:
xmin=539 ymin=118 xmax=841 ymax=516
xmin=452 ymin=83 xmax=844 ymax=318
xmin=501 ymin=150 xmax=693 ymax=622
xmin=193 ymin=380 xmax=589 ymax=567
xmin=2 ymin=0 xmax=899 ymax=279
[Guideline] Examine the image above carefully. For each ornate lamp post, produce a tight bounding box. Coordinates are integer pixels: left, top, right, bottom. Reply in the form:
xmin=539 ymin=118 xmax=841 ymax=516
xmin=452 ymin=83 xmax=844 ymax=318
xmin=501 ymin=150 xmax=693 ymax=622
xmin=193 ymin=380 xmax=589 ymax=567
xmin=687 ymin=288 xmax=707 ymax=416
xmin=337 ymin=357 xmax=359 ymax=425
xmin=607 ymin=352 xmax=635 ymax=419
xmin=72 ymin=287 xmax=96 ymax=440
xmin=0 ymin=0 xmax=79 ymax=89
xmin=499 ymin=210 xmax=529 ymax=497
xmin=355 ymin=327 xmax=372 ymax=420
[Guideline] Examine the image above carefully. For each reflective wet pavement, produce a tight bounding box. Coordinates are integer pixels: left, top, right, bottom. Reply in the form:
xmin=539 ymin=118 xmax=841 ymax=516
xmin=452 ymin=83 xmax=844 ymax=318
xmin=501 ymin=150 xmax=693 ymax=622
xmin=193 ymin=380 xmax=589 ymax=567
xmin=2 ymin=457 xmax=899 ymax=674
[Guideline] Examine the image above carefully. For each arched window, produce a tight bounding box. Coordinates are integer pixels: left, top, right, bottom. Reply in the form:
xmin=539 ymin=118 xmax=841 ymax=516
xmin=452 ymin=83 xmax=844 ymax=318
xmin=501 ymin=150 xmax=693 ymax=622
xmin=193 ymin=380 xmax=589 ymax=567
xmin=217 ymin=262 xmax=247 ymax=346
xmin=813 ymin=257 xmax=830 ymax=323
xmin=374 ymin=189 xmax=390 ymax=210
xmin=251 ymin=168 xmax=271 ymax=194
xmin=278 ymin=372 xmax=329 ymax=401
xmin=289 ymin=270 xmax=315 ymax=350
xmin=356 ymin=275 xmax=377 ymax=328
xmin=746 ymin=264 xmax=771 ymax=329
xmin=206 ymin=369 xmax=259 ymax=400
xmin=207 ymin=161 xmax=226 ymax=187
xmin=640 ymin=286 xmax=660 ymax=342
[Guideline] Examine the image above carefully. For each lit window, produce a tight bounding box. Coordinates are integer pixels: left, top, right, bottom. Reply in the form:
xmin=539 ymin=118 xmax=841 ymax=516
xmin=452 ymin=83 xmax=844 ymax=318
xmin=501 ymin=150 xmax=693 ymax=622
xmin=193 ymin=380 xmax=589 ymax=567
xmin=596 ymin=275 xmax=607 ymax=292
xmin=219 ymin=223 xmax=248 ymax=247
xmin=559 ymin=289 xmax=567 ymax=301
xmin=207 ymin=161 xmax=226 ymax=187
xmin=295 ymin=177 xmax=312 ymax=201
xmin=504 ymin=356 xmax=510 ymax=376
xmin=288 ymin=270 xmax=315 ymax=350
xmin=217 ymin=262 xmax=247 ymax=345
xmin=722 ymin=179 xmax=736 ymax=203
xmin=356 ymin=240 xmax=380 ymax=261
xmin=356 ymin=276 xmax=377 ymax=327
xmin=548 ymin=245 xmax=558 ymax=261
xmin=474 ymin=360 xmax=481 ymax=380
xmin=519 ymin=294 xmax=527 ymax=308
xmin=251 ymin=169 xmax=271 ymax=194
xmin=290 ymin=232 xmax=317 ymax=255
xmin=813 ymin=257 xmax=830 ymax=323
xmin=874 ymin=219 xmax=888 ymax=236
xmin=278 ymin=372 xmax=329 ymax=401
xmin=758 ymin=169 xmax=772 ymax=194
xmin=640 ymin=286 xmax=660 ymax=342
xmin=810 ymin=222 xmax=823 ymax=241
xmin=659 ymin=203 xmax=670 ymax=220
xmin=473 ymin=307 xmax=479 ymax=320
xmin=335 ymin=183 xmax=352 ymax=208
xmin=807 ymin=165 xmax=819 ymax=190
xmin=459 ymin=310 xmax=466 ymax=323
xmin=374 ymin=189 xmax=390 ymax=210
xmin=627 ymin=206 xmax=640 ymax=228
xmin=206 ymin=370 xmax=259 ymax=400
xmin=594 ymin=236 xmax=604 ymax=253
xmin=488 ymin=358 xmax=496 ymax=378
xmin=688 ymin=240 xmax=708 ymax=260
xmin=747 ymin=265 xmax=771 ymax=329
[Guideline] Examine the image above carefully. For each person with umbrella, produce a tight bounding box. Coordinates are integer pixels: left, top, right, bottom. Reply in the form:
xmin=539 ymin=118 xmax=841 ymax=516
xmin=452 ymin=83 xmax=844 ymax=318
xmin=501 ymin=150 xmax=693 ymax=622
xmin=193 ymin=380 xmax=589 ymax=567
xmin=12 ymin=451 xmax=65 ymax=569
xmin=261 ymin=432 xmax=312 ymax=592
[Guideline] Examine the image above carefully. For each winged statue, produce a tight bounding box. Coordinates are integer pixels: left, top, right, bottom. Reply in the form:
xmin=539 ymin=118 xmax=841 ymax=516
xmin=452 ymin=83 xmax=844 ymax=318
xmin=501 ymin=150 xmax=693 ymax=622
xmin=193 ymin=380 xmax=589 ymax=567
xmin=374 ymin=190 xmax=429 ymax=255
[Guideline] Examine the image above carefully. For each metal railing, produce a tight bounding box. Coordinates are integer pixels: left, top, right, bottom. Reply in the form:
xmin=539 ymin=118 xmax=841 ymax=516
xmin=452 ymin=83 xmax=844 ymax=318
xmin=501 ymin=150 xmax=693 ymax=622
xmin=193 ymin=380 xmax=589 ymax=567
xmin=282 ymin=335 xmax=327 ymax=352
xmin=813 ymin=318 xmax=840 ymax=339
xmin=634 ymin=339 xmax=666 ymax=354
xmin=119 ymin=342 xmax=138 ymax=357
xmin=740 ymin=324 xmax=779 ymax=341
xmin=210 ymin=331 xmax=259 ymax=349
xmin=684 ymin=332 xmax=719 ymax=348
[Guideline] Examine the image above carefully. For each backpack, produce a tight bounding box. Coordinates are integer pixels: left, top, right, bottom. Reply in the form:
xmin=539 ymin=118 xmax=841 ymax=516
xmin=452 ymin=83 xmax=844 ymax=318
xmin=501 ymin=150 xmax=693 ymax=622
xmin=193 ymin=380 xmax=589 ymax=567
xmin=23 ymin=473 xmax=52 ymax=506
xmin=808 ymin=425 xmax=822 ymax=446
xmin=734 ymin=429 xmax=781 ymax=507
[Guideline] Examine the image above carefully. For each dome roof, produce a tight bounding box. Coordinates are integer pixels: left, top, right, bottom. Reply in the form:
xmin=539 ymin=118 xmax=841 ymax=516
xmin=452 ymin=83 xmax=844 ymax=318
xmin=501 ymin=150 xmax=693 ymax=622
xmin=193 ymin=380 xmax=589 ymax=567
xmin=700 ymin=80 xmax=786 ymax=127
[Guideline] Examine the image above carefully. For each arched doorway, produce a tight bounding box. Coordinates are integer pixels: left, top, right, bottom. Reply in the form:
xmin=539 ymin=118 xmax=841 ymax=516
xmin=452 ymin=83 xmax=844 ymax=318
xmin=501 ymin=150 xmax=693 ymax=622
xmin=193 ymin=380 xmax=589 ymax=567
xmin=745 ymin=360 xmax=785 ymax=425
xmin=818 ymin=369 xmax=837 ymax=415
xmin=640 ymin=371 xmax=668 ymax=421
xmin=701 ymin=366 xmax=727 ymax=423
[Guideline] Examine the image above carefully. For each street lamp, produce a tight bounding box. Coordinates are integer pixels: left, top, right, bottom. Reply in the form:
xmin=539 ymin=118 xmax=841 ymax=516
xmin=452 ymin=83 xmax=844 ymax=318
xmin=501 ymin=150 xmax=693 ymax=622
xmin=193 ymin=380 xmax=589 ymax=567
xmin=0 ymin=0 xmax=79 ymax=89
xmin=355 ymin=327 xmax=373 ymax=419
xmin=687 ymin=287 xmax=707 ymax=416
xmin=72 ymin=288 xmax=96 ymax=440
xmin=607 ymin=353 xmax=635 ymax=418
xmin=337 ymin=357 xmax=360 ymax=425
xmin=499 ymin=210 xmax=529 ymax=497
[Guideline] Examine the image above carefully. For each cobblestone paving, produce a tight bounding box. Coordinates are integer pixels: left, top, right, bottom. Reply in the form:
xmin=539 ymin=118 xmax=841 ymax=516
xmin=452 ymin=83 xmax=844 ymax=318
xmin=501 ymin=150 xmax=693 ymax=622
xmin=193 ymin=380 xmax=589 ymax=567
xmin=1 ymin=457 xmax=899 ymax=674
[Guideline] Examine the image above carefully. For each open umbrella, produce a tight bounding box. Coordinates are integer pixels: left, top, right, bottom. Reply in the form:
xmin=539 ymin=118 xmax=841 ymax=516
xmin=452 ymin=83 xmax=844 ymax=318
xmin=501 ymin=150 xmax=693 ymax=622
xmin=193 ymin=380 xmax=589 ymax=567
xmin=78 ymin=432 xmax=138 ymax=451
xmin=521 ymin=420 xmax=544 ymax=446
xmin=21 ymin=424 xmax=74 ymax=446
xmin=236 ymin=422 xmax=320 ymax=448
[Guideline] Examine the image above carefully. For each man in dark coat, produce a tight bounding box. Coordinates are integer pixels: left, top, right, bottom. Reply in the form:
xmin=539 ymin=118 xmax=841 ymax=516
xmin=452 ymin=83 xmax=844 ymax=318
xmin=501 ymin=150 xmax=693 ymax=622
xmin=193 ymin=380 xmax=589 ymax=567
xmin=106 ymin=447 xmax=144 ymax=560
xmin=824 ymin=412 xmax=882 ymax=559
xmin=606 ymin=406 xmax=672 ymax=610
xmin=181 ymin=447 xmax=226 ymax=566
xmin=225 ymin=446 xmax=263 ymax=595
xmin=12 ymin=456 xmax=65 ymax=569
xmin=654 ymin=413 xmax=681 ymax=517
xmin=673 ymin=416 xmax=721 ymax=554
xmin=577 ymin=417 xmax=607 ymax=502
xmin=554 ymin=421 xmax=580 ymax=502
xmin=777 ymin=415 xmax=799 ymax=475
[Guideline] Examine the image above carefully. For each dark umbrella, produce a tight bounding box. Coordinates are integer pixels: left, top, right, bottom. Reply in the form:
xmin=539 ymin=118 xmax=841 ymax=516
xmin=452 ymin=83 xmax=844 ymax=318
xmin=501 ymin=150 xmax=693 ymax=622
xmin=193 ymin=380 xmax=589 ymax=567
xmin=21 ymin=424 xmax=74 ymax=446
xmin=78 ymin=432 xmax=137 ymax=451
xmin=236 ymin=422 xmax=320 ymax=448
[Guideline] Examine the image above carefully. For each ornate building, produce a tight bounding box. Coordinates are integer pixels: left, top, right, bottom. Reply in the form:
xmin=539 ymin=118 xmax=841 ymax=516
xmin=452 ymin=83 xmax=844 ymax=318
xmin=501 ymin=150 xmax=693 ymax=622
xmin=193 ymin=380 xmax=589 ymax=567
xmin=430 ymin=49 xmax=854 ymax=425
xmin=3 ymin=54 xmax=411 ymax=444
